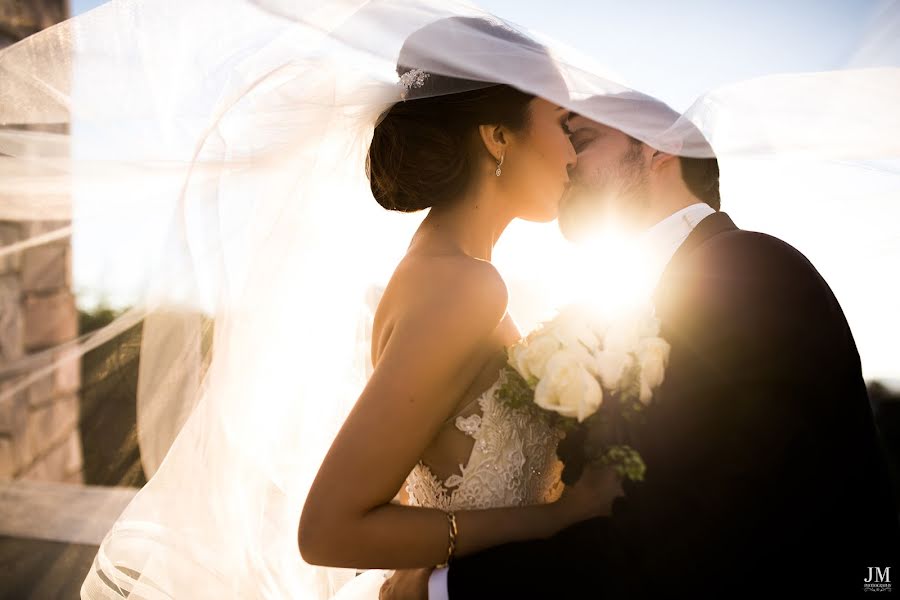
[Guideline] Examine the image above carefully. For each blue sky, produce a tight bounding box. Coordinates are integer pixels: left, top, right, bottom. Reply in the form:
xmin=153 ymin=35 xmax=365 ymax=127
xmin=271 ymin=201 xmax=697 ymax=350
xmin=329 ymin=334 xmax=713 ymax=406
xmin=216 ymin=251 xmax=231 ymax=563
xmin=71 ymin=0 xmax=107 ymax=15
xmin=479 ymin=0 xmax=886 ymax=109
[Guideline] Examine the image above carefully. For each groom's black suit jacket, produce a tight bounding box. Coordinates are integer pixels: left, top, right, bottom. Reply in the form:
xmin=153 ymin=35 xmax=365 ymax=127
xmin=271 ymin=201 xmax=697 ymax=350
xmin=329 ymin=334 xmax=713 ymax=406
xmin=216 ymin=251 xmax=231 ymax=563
xmin=446 ymin=212 xmax=899 ymax=597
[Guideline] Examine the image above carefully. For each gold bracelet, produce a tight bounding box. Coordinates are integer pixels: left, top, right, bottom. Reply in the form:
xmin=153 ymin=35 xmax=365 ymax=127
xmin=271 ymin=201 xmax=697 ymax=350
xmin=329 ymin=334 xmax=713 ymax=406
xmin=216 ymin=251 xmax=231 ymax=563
xmin=435 ymin=510 xmax=458 ymax=568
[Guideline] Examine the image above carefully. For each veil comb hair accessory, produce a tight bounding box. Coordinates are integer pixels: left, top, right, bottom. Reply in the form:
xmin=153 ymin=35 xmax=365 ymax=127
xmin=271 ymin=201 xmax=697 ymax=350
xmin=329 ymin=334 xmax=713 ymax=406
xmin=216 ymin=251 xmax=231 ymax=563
xmin=398 ymin=68 xmax=430 ymax=100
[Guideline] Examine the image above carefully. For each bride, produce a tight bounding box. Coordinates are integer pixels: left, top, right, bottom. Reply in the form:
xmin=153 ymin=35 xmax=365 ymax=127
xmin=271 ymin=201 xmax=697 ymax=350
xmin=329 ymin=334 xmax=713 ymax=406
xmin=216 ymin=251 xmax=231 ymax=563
xmin=298 ymin=16 xmax=624 ymax=598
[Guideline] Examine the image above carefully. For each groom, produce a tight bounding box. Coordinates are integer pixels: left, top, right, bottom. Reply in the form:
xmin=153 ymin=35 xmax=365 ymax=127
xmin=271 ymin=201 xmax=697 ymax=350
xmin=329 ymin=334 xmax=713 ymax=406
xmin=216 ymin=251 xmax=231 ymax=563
xmin=382 ymin=95 xmax=900 ymax=598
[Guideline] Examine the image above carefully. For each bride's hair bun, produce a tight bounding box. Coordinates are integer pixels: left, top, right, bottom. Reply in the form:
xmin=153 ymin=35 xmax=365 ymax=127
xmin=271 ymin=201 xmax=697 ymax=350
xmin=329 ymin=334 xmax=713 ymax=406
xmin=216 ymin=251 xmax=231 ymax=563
xmin=366 ymin=17 xmax=559 ymax=213
xmin=367 ymin=83 xmax=533 ymax=213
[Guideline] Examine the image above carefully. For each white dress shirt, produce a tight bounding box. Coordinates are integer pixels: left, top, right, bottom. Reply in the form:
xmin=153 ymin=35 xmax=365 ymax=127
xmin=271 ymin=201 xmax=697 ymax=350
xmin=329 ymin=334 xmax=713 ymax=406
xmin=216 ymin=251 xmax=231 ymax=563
xmin=427 ymin=202 xmax=717 ymax=600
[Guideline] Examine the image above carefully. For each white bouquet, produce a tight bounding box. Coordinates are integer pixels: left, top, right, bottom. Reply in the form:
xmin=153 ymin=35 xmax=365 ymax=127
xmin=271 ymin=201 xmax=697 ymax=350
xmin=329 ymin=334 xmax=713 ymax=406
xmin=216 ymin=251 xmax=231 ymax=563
xmin=497 ymin=303 xmax=670 ymax=482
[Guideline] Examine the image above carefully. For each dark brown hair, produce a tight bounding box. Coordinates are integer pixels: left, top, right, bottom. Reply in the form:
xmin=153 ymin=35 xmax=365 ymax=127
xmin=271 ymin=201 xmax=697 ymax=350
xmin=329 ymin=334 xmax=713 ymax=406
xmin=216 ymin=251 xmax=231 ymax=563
xmin=678 ymin=156 xmax=720 ymax=210
xmin=366 ymin=17 xmax=560 ymax=213
xmin=367 ymin=85 xmax=535 ymax=212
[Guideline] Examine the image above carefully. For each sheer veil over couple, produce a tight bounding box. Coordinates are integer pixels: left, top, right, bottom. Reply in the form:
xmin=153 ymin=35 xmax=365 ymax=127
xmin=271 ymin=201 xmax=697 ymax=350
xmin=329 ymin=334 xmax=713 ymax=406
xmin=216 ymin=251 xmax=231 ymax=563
xmin=1 ymin=1 xmax=897 ymax=599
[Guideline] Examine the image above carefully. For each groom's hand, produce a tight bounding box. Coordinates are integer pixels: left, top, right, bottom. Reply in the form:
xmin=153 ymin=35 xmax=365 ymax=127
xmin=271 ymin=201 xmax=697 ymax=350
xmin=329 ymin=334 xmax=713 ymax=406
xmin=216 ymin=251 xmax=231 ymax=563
xmin=555 ymin=462 xmax=625 ymax=524
xmin=379 ymin=567 xmax=433 ymax=600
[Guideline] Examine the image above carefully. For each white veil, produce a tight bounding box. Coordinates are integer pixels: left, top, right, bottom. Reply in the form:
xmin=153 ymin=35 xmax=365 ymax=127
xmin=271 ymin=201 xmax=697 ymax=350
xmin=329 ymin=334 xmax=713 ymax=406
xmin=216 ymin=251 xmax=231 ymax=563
xmin=0 ymin=1 xmax=898 ymax=598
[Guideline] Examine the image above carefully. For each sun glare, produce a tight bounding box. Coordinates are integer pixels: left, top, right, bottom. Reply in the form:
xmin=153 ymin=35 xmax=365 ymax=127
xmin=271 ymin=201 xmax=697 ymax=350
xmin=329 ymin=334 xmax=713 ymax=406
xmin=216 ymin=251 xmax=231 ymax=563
xmin=563 ymin=228 xmax=656 ymax=316
xmin=493 ymin=219 xmax=660 ymax=333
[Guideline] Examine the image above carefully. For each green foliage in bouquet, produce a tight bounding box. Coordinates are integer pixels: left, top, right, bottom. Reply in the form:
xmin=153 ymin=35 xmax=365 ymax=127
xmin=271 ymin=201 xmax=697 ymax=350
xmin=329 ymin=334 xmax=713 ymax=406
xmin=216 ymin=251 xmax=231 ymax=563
xmin=617 ymin=352 xmax=649 ymax=426
xmin=591 ymin=444 xmax=646 ymax=482
xmin=496 ymin=364 xmax=536 ymax=410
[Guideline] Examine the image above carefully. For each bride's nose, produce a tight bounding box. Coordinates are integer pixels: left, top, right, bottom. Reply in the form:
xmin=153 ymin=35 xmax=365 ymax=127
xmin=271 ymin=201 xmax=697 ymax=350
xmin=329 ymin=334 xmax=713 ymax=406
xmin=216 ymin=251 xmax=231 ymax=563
xmin=565 ymin=143 xmax=577 ymax=171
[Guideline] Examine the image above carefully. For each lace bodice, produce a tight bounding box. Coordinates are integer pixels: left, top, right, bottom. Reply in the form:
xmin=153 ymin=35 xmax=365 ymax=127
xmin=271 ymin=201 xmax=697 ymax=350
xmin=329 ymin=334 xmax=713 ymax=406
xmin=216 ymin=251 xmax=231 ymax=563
xmin=404 ymin=369 xmax=566 ymax=511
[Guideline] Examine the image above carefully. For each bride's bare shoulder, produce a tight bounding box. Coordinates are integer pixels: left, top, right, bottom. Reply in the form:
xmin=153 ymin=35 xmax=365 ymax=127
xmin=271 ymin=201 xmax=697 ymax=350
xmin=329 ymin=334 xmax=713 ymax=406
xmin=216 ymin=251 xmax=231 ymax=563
xmin=372 ymin=254 xmax=508 ymax=361
xmin=393 ymin=253 xmax=508 ymax=313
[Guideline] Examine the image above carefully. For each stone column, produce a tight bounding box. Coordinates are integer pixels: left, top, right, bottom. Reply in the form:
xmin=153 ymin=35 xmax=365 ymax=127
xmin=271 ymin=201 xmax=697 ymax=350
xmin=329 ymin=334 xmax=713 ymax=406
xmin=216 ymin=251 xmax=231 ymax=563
xmin=0 ymin=0 xmax=82 ymax=483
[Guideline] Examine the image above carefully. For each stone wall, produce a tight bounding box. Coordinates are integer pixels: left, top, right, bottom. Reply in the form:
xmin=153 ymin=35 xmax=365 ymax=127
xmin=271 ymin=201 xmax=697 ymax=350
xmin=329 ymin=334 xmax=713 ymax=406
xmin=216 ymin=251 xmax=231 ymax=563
xmin=0 ymin=222 xmax=82 ymax=482
xmin=0 ymin=0 xmax=68 ymax=48
xmin=0 ymin=0 xmax=81 ymax=482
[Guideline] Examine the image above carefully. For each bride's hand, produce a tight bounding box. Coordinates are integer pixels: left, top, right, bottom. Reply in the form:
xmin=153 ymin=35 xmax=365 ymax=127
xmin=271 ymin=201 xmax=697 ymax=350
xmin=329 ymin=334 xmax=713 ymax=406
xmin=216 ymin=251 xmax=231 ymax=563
xmin=552 ymin=462 xmax=625 ymax=527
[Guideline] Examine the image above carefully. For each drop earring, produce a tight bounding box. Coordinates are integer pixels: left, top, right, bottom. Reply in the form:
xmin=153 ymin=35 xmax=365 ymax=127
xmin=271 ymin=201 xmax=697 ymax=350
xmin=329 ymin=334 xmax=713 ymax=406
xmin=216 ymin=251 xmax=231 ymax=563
xmin=495 ymin=153 xmax=504 ymax=177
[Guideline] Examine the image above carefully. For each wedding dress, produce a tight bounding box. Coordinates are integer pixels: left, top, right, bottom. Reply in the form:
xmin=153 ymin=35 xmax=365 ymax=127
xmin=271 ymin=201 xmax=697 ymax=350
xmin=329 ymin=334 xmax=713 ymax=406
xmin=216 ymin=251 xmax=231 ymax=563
xmin=332 ymin=368 xmax=567 ymax=599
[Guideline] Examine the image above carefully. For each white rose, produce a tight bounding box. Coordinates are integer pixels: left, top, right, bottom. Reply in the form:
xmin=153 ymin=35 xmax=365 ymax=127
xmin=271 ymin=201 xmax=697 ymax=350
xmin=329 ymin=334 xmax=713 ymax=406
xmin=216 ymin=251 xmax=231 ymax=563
xmin=569 ymin=342 xmax=599 ymax=376
xmin=547 ymin=310 xmax=601 ymax=350
xmin=638 ymin=337 xmax=671 ymax=390
xmin=534 ymin=349 xmax=603 ymax=422
xmin=508 ymin=334 xmax=560 ymax=382
xmin=603 ymin=317 xmax=641 ymax=353
xmin=631 ymin=301 xmax=656 ymax=322
xmin=639 ymin=315 xmax=661 ymax=339
xmin=639 ymin=379 xmax=653 ymax=406
xmin=593 ymin=350 xmax=633 ymax=390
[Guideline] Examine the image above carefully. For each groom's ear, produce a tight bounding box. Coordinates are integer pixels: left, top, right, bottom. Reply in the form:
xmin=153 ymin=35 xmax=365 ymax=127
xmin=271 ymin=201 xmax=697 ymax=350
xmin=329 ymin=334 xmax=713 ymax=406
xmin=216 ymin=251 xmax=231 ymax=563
xmin=649 ymin=149 xmax=678 ymax=172
xmin=477 ymin=123 xmax=507 ymax=164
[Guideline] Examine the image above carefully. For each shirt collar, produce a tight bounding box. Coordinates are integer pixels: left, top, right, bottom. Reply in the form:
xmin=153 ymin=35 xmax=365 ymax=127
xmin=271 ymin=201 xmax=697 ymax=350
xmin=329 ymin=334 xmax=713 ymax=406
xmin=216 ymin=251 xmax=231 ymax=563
xmin=639 ymin=202 xmax=717 ymax=284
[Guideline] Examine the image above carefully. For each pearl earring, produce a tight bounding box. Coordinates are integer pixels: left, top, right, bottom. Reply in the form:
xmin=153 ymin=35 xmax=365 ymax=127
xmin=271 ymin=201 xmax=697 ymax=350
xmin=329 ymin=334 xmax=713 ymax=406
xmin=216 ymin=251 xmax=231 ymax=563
xmin=495 ymin=153 xmax=504 ymax=177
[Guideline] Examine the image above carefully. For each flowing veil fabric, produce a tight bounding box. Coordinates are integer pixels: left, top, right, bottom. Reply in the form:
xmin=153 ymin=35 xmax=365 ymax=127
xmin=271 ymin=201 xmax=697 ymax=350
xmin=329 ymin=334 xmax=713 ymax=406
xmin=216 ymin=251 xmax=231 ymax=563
xmin=0 ymin=0 xmax=898 ymax=598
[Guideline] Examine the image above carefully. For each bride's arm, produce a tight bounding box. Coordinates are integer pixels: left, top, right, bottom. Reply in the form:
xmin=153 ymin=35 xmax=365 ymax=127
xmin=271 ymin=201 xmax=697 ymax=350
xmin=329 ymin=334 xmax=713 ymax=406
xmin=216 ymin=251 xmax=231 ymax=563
xmin=298 ymin=261 xmax=615 ymax=570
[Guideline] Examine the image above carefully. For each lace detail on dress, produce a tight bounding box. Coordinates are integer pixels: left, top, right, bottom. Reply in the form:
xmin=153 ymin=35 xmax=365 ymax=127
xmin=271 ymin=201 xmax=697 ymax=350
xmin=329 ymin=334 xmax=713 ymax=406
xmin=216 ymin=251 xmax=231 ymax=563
xmin=454 ymin=413 xmax=482 ymax=437
xmin=404 ymin=370 xmax=566 ymax=511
